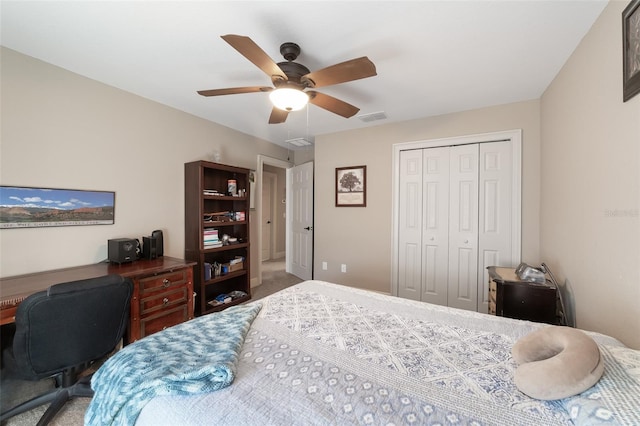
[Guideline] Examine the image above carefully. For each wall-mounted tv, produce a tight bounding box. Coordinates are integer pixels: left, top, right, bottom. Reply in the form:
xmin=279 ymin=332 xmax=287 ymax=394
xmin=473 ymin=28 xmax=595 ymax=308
xmin=0 ymin=186 xmax=115 ymax=229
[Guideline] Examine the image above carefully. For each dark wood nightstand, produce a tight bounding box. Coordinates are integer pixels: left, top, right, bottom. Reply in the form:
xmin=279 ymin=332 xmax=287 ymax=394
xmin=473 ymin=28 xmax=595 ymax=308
xmin=487 ymin=266 xmax=558 ymax=325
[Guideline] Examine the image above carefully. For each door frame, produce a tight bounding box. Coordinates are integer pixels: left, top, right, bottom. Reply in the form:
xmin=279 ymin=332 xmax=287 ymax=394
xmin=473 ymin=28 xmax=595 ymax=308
xmin=391 ymin=129 xmax=522 ymax=297
xmin=256 ymin=155 xmax=292 ymax=286
xmin=261 ymin=170 xmax=277 ymax=262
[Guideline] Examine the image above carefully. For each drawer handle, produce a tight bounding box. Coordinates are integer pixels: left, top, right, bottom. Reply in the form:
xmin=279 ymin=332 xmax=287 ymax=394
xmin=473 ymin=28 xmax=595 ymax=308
xmin=162 ymin=279 xmax=170 ymax=288
xmin=163 ymin=297 xmax=169 ymax=306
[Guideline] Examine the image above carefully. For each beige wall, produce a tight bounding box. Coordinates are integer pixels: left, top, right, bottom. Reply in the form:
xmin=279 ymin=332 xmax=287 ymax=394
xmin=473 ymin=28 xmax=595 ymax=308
xmin=540 ymin=1 xmax=640 ymax=349
xmin=0 ymin=47 xmax=290 ymax=280
xmin=313 ymin=100 xmax=542 ymax=294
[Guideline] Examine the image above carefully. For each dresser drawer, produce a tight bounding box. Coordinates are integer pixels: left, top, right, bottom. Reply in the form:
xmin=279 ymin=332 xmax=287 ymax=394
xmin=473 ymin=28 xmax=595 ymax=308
xmin=140 ymin=286 xmax=189 ymax=316
xmin=139 ymin=305 xmax=189 ymax=337
xmin=139 ymin=269 xmax=190 ymax=294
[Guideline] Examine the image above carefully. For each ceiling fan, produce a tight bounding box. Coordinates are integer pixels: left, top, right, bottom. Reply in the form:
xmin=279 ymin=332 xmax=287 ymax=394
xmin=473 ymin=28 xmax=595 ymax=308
xmin=197 ymin=35 xmax=377 ymax=124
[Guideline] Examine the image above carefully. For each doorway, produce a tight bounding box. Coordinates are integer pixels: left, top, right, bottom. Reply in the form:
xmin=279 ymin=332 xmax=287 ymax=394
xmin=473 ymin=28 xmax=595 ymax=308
xmin=257 ymin=156 xmax=289 ymax=285
xmin=261 ymin=169 xmax=280 ymax=262
xmin=256 ymin=156 xmax=314 ymax=285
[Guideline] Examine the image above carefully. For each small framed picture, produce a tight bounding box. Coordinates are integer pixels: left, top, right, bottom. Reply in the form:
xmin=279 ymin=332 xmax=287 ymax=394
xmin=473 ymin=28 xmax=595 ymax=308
xmin=335 ymin=165 xmax=366 ymax=207
xmin=623 ymin=0 xmax=640 ymax=102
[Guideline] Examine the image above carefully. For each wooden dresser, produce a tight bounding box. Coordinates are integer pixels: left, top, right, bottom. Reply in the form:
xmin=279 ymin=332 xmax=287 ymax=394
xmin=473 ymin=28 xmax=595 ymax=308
xmin=125 ymin=258 xmax=195 ymax=342
xmin=0 ymin=256 xmax=196 ymax=343
xmin=487 ymin=266 xmax=558 ymax=325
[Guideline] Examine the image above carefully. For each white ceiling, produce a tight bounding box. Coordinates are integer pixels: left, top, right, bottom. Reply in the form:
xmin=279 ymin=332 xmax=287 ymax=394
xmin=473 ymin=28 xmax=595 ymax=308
xmin=1 ymin=1 xmax=607 ymax=149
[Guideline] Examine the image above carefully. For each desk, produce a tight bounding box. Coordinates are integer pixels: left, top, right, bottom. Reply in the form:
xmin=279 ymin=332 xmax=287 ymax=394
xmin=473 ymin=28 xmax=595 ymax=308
xmin=0 ymin=257 xmax=196 ymax=342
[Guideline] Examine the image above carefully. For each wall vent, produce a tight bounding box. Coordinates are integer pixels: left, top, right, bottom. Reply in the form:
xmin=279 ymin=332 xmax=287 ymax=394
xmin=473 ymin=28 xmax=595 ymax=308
xmin=357 ymin=111 xmax=387 ymax=123
xmin=286 ymin=137 xmax=314 ymax=147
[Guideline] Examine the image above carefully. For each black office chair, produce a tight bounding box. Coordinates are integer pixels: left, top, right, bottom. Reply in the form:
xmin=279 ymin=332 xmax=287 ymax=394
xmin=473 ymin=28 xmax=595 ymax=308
xmin=0 ymin=274 xmax=132 ymax=426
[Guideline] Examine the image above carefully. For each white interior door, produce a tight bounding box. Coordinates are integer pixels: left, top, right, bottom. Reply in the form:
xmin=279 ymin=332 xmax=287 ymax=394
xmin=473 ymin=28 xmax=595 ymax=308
xmin=290 ymin=161 xmax=313 ymax=280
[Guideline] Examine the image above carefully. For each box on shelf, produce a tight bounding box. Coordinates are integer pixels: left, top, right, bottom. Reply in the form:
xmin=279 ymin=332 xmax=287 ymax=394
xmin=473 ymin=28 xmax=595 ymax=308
xmin=228 ymin=262 xmax=243 ymax=272
xmin=224 ymin=256 xmax=244 ymax=273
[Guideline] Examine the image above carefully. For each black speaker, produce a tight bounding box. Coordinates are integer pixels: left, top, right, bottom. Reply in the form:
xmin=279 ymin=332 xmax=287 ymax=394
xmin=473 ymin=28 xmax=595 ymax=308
xmin=151 ymin=229 xmax=164 ymax=257
xmin=108 ymin=238 xmax=137 ymax=264
xmin=142 ymin=236 xmax=157 ymax=260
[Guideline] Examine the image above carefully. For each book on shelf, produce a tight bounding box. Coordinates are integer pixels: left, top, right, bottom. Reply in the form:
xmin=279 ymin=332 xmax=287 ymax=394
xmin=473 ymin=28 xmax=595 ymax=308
xmin=203 ymin=228 xmax=221 ymax=248
xmin=204 ymin=229 xmax=219 ymax=238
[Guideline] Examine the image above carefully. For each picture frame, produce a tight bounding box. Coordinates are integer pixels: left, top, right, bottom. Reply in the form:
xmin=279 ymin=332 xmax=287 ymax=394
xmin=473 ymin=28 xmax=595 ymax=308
xmin=623 ymin=0 xmax=640 ymax=102
xmin=0 ymin=186 xmax=115 ymax=229
xmin=335 ymin=165 xmax=366 ymax=207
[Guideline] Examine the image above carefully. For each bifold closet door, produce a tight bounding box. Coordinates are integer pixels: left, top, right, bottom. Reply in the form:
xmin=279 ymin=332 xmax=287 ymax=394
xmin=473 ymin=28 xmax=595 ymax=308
xmin=397 ymin=141 xmax=513 ymax=312
xmin=447 ymin=144 xmax=479 ymax=311
xmin=397 ymin=147 xmax=450 ymax=304
xmin=397 ymin=144 xmax=480 ymax=310
xmin=477 ymin=141 xmax=513 ymax=311
xmin=397 ymin=149 xmax=423 ymax=301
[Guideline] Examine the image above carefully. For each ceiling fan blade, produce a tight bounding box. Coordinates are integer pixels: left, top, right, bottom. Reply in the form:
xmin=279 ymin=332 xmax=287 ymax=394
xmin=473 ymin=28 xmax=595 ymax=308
xmin=301 ymin=57 xmax=376 ymax=88
xmin=221 ymin=34 xmax=287 ymax=81
xmin=269 ymin=107 xmax=289 ymax=124
xmin=307 ymin=91 xmax=360 ymax=118
xmin=197 ymin=86 xmax=272 ymax=97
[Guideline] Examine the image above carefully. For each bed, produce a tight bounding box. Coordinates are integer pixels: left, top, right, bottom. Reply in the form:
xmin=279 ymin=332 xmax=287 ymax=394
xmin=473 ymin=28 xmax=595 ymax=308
xmin=88 ymin=280 xmax=640 ymax=425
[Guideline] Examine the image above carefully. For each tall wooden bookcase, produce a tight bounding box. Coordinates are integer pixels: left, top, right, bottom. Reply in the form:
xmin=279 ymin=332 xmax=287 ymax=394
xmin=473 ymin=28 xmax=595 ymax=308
xmin=184 ymin=160 xmax=251 ymax=315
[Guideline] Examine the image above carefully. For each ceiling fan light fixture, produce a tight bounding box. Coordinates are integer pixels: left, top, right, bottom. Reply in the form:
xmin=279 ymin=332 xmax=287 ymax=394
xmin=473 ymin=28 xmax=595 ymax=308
xmin=269 ymin=88 xmax=309 ymax=111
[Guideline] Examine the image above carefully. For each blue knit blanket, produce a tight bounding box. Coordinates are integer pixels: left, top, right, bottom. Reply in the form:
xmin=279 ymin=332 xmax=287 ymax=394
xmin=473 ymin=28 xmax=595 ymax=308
xmin=85 ymin=303 xmax=262 ymax=426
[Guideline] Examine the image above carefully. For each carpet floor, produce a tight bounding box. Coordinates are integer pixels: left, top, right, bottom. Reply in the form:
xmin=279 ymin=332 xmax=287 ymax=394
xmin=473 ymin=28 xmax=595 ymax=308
xmin=0 ymin=259 xmax=302 ymax=426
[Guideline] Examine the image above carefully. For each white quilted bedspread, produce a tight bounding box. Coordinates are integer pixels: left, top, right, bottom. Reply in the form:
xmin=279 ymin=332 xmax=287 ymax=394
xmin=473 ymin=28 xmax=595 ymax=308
xmin=136 ymin=281 xmax=640 ymax=426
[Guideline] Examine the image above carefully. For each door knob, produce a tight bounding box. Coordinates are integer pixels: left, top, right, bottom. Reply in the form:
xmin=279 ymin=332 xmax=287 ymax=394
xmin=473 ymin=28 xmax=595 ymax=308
xmin=304 ymin=226 xmax=313 ymax=231
xmin=266 ymin=220 xmax=271 ymax=224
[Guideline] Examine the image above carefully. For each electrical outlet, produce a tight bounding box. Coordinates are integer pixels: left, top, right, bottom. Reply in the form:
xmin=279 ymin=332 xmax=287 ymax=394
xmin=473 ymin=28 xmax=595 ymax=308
xmin=341 ymin=264 xmax=347 ymax=273
xmin=322 ymin=261 xmax=328 ymax=270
